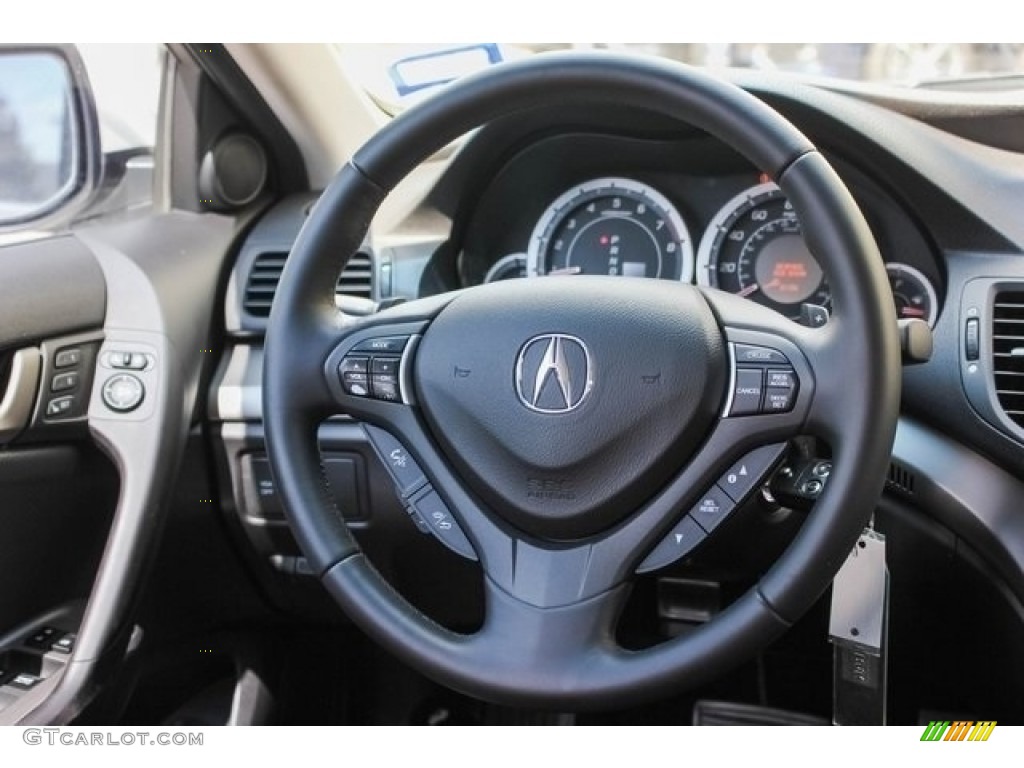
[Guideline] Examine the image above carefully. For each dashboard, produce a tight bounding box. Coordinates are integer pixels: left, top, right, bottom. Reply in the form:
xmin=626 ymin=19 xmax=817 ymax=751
xmin=453 ymin=130 xmax=943 ymax=328
xmin=215 ymin=79 xmax=1024 ymax=640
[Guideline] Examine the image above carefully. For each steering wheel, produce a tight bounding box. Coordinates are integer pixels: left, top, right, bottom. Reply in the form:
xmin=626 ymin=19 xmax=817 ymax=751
xmin=263 ymin=52 xmax=900 ymax=710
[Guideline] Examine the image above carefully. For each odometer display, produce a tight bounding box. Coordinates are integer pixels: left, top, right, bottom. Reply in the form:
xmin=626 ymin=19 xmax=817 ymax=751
xmin=526 ymin=178 xmax=693 ymax=282
xmin=697 ymin=182 xmax=829 ymax=320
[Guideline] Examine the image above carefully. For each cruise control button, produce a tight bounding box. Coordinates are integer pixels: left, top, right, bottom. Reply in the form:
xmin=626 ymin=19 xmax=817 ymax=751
xmin=352 ymin=336 xmax=409 ymax=354
xmin=371 ymin=374 xmax=401 ymax=402
xmin=763 ymin=387 xmax=796 ymax=413
xmin=636 ymin=516 xmax=706 ymax=574
xmin=766 ymin=369 xmax=796 ymax=389
xmin=729 ymin=368 xmax=764 ymax=416
xmin=734 ymin=344 xmax=789 ymax=366
xmin=689 ymin=486 xmax=736 ymax=534
xmin=363 ymin=425 xmax=427 ymax=497
xmin=720 ymin=443 xmax=787 ymax=503
xmin=412 ymin=489 xmax=476 ymax=561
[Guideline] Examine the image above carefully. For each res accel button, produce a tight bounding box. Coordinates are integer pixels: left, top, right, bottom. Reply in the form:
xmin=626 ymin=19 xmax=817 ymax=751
xmin=766 ymin=369 xmax=796 ymax=389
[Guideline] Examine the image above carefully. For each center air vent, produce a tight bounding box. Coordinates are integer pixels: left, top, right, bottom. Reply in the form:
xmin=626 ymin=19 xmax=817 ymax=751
xmin=336 ymin=250 xmax=373 ymax=299
xmin=991 ymin=289 xmax=1024 ymax=428
xmin=243 ymin=250 xmax=374 ymax=318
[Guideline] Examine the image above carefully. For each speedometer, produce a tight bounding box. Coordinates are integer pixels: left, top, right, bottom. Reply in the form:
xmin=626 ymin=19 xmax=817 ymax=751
xmin=696 ymin=182 xmax=829 ymax=321
xmin=526 ymin=178 xmax=694 ymax=282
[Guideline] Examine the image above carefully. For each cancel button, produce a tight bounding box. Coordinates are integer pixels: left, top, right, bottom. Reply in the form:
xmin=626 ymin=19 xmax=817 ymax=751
xmin=729 ymin=368 xmax=764 ymax=416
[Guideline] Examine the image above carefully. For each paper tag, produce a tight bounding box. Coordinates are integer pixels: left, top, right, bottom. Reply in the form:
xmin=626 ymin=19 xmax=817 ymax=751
xmin=829 ymin=529 xmax=887 ymax=653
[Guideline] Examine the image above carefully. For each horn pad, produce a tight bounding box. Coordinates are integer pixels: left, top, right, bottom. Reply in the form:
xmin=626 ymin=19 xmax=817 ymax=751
xmin=414 ymin=277 xmax=726 ymax=540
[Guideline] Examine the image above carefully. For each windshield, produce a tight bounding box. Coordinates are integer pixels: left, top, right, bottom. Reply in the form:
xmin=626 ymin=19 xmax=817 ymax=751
xmin=339 ymin=43 xmax=1024 ymax=114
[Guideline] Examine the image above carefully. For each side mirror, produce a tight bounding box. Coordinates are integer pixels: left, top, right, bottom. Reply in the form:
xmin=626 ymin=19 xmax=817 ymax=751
xmin=0 ymin=45 xmax=100 ymax=231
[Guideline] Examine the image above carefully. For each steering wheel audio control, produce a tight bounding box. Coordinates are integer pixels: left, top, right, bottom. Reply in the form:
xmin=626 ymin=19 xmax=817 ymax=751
xmin=726 ymin=343 xmax=799 ymax=416
xmin=338 ymin=336 xmax=411 ymax=402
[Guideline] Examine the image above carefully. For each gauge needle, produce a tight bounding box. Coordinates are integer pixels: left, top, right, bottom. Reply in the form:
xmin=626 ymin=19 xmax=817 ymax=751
xmin=737 ymin=284 xmax=760 ymax=298
xmin=548 ymin=266 xmax=583 ymax=276
xmin=901 ymin=307 xmax=926 ymax=317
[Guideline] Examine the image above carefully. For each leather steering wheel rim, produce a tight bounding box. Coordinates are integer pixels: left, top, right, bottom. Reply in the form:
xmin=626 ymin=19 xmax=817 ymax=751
xmin=263 ymin=52 xmax=901 ymax=710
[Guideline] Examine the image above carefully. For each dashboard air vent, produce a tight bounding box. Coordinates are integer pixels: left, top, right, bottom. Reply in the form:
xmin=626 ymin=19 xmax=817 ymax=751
xmin=336 ymin=250 xmax=374 ymax=299
xmin=992 ymin=289 xmax=1024 ymax=429
xmin=886 ymin=462 xmax=916 ymax=497
xmin=243 ymin=250 xmax=374 ymax=318
xmin=242 ymin=251 xmax=287 ymax=318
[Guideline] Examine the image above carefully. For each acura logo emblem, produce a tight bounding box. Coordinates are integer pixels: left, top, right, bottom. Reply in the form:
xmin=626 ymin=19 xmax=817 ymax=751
xmin=515 ymin=334 xmax=593 ymax=413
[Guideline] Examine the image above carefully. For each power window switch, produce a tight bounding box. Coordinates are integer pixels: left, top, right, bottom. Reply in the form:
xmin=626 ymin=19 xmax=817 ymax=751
xmin=25 ymin=626 xmax=60 ymax=649
xmin=50 ymin=633 xmax=76 ymax=654
xmin=8 ymin=673 xmax=41 ymax=690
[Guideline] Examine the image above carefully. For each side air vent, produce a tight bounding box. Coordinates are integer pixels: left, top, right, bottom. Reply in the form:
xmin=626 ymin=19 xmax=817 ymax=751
xmin=991 ymin=289 xmax=1024 ymax=429
xmin=242 ymin=251 xmax=287 ymax=318
xmin=243 ymin=250 xmax=374 ymax=318
xmin=886 ymin=462 xmax=916 ymax=497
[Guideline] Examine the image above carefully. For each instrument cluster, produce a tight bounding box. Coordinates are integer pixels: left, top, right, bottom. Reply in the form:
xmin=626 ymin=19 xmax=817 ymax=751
xmin=478 ymin=174 xmax=939 ymax=327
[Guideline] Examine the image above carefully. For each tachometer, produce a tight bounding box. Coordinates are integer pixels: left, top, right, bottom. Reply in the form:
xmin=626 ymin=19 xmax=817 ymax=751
xmin=526 ymin=178 xmax=694 ymax=281
xmin=696 ymin=182 xmax=829 ymax=321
